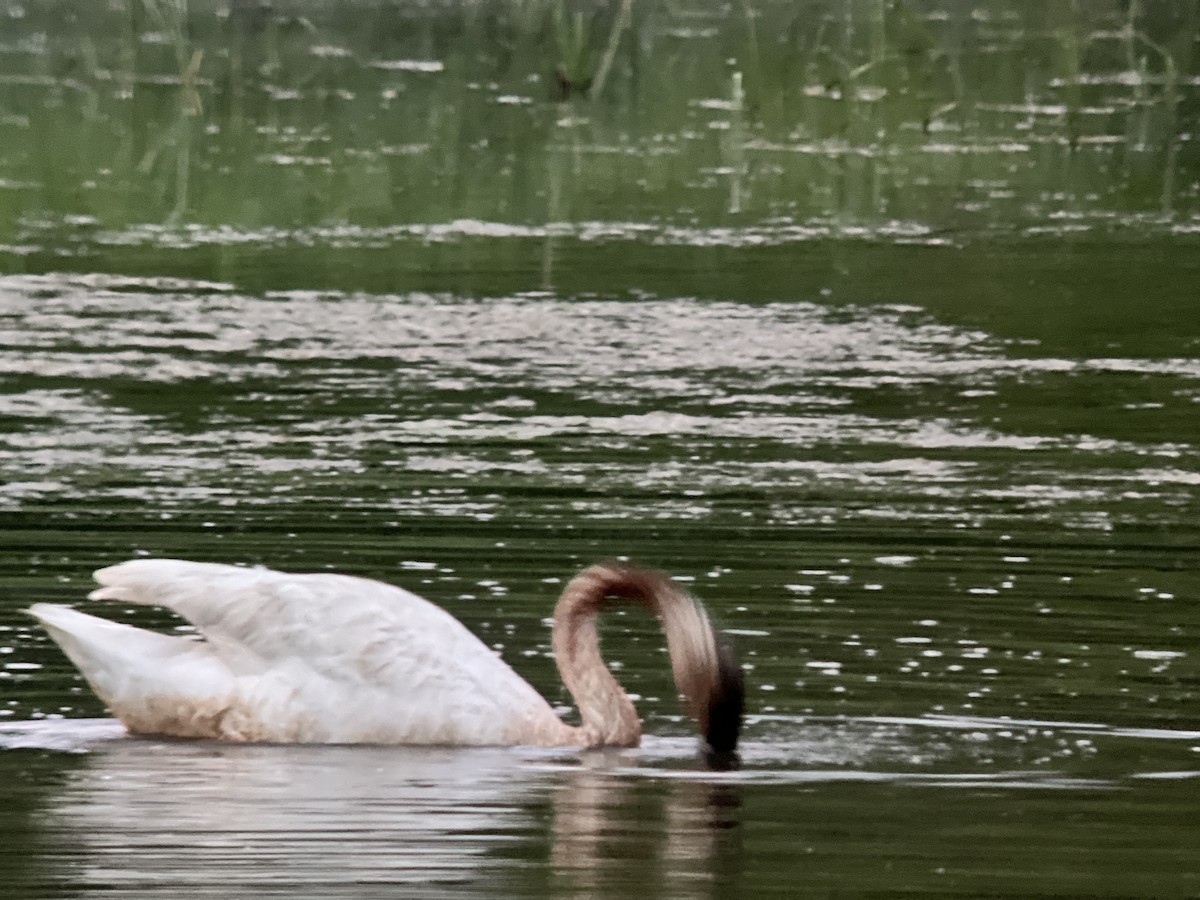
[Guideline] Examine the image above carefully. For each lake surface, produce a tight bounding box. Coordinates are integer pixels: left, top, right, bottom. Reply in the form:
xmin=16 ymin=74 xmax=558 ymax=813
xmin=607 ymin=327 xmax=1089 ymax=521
xmin=2 ymin=1 xmax=1199 ymax=896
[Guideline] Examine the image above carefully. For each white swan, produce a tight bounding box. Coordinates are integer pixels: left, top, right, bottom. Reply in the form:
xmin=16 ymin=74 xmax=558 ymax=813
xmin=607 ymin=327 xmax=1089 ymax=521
xmin=28 ymin=559 xmax=744 ymax=752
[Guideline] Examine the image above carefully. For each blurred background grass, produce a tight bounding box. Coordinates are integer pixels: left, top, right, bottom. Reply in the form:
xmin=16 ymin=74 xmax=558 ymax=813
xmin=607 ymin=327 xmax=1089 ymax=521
xmin=0 ymin=0 xmax=1196 ymax=257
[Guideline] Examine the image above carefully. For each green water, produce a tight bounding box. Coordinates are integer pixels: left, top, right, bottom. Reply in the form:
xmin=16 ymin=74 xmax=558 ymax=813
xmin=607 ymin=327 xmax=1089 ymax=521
xmin=2 ymin=1 xmax=1199 ymax=896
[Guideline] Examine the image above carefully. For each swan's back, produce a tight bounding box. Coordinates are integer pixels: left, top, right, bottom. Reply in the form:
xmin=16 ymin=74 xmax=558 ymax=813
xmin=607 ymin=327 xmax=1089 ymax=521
xmin=31 ymin=560 xmax=567 ymax=745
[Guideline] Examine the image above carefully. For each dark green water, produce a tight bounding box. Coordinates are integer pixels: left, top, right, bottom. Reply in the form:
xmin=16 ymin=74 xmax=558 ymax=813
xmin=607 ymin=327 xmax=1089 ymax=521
xmin=2 ymin=1 xmax=1199 ymax=896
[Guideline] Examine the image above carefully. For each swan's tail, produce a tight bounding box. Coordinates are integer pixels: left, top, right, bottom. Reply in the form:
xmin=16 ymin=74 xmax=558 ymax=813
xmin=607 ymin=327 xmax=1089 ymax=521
xmin=28 ymin=603 xmax=189 ymax=695
xmin=27 ymin=604 xmax=234 ymax=737
xmin=553 ymin=564 xmax=745 ymax=755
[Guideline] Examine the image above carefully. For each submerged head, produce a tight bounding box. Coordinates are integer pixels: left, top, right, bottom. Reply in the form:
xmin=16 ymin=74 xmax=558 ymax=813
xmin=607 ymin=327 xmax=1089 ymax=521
xmin=702 ymin=629 xmax=745 ymax=762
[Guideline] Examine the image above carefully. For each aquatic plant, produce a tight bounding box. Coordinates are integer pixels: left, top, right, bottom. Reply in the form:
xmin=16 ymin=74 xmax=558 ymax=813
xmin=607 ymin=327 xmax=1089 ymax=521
xmin=0 ymin=0 xmax=1195 ymax=251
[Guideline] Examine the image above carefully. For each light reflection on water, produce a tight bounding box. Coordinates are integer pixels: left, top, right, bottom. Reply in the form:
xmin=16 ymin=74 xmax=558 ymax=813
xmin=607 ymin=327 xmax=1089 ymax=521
xmin=1 ymin=265 xmax=1198 ymax=893
xmin=2 ymin=272 xmax=1197 ymax=522
xmin=7 ymin=722 xmax=562 ymax=896
xmin=1 ymin=715 xmax=1198 ymax=896
xmin=1 ymin=1 xmax=1198 ymax=889
xmin=1 ymin=270 xmax=1198 ymax=733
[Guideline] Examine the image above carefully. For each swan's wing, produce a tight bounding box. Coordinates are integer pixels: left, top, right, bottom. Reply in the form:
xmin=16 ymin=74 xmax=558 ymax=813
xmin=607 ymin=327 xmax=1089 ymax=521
xmin=85 ymin=559 xmax=561 ymax=744
xmin=90 ymin=559 xmax=473 ymax=677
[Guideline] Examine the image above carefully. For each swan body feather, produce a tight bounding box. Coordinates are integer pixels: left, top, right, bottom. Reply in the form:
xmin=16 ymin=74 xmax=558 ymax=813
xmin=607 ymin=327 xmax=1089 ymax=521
xmin=30 ymin=560 xmax=568 ymax=745
xmin=29 ymin=559 xmax=744 ymax=751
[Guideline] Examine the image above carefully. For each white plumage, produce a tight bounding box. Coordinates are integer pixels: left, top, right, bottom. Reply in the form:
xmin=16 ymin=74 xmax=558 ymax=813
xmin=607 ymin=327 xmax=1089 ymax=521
xmin=30 ymin=560 xmax=565 ymax=745
xmin=29 ymin=558 xmax=745 ymax=750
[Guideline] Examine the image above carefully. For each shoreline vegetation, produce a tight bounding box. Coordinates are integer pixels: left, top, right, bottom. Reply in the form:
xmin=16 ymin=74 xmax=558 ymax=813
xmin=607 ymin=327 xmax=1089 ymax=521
xmin=0 ymin=0 xmax=1195 ymax=268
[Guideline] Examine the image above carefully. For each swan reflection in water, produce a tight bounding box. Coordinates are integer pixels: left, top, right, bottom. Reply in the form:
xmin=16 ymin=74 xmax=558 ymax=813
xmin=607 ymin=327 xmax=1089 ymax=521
xmin=550 ymin=752 xmax=742 ymax=899
xmin=5 ymin=722 xmax=742 ymax=898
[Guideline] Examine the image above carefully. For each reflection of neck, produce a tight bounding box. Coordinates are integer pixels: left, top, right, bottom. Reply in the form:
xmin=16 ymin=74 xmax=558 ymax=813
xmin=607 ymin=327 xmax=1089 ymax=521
xmin=551 ymin=563 xmax=721 ymax=748
xmin=551 ymin=769 xmax=743 ymax=897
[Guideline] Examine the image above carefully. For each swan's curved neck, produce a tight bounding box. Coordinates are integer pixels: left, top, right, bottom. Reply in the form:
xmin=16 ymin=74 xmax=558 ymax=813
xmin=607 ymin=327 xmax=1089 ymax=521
xmin=551 ymin=563 xmax=732 ymax=748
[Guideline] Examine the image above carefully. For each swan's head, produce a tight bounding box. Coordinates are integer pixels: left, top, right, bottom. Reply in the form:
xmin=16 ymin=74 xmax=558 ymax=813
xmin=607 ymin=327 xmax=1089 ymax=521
xmin=701 ymin=629 xmax=744 ymax=767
